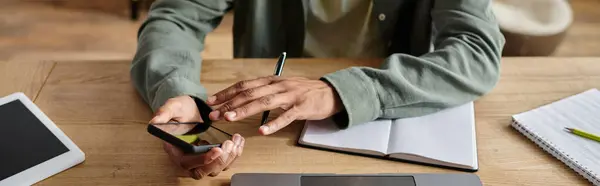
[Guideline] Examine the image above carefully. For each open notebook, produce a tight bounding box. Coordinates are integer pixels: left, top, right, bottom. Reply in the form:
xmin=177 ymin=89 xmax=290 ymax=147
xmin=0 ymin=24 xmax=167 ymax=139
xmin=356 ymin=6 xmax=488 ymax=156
xmin=512 ymin=89 xmax=600 ymax=186
xmin=298 ymin=102 xmax=478 ymax=172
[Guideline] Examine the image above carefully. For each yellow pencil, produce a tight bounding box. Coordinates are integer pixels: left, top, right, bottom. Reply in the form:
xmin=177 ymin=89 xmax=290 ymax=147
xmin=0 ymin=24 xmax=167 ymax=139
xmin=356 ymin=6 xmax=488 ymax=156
xmin=565 ymin=127 xmax=600 ymax=143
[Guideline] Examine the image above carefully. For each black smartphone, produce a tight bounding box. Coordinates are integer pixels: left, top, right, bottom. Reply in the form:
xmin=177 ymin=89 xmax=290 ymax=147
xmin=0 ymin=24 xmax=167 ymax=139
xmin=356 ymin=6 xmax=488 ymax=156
xmin=147 ymin=122 xmax=233 ymax=154
xmin=147 ymin=97 xmax=232 ymax=154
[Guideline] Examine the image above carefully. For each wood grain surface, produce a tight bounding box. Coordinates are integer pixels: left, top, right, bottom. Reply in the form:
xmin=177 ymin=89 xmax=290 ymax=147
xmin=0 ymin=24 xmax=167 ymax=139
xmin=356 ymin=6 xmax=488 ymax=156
xmin=0 ymin=61 xmax=54 ymax=100
xmin=4 ymin=57 xmax=600 ymax=185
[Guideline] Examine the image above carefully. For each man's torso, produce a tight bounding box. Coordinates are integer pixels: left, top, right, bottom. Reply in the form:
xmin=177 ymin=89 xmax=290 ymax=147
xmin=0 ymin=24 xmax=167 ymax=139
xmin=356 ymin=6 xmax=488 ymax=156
xmin=302 ymin=0 xmax=386 ymax=58
xmin=231 ymin=0 xmax=433 ymax=59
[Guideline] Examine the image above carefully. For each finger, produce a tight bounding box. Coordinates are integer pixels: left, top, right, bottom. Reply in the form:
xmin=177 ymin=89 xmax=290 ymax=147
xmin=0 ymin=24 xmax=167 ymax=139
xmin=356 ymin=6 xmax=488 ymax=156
xmin=208 ymin=110 xmax=222 ymax=121
xmin=163 ymin=143 xmax=195 ymax=177
xmin=223 ymin=93 xmax=294 ymax=121
xmin=163 ymin=142 xmax=184 ymax=165
xmin=208 ymin=140 xmax=235 ymax=177
xmin=259 ymin=109 xmax=299 ymax=135
xmin=228 ymin=135 xmax=239 ymax=162
xmin=221 ymin=150 xmax=237 ymax=172
xmin=231 ymin=134 xmax=244 ymax=156
xmin=223 ymin=156 xmax=238 ymax=172
xmin=214 ymin=83 xmax=287 ymax=114
xmin=207 ymin=76 xmax=278 ymax=106
xmin=184 ymin=148 xmax=220 ymax=179
xmin=149 ymin=99 xmax=182 ymax=123
xmin=180 ymin=147 xmax=222 ymax=170
xmin=190 ymin=168 xmax=207 ymax=180
xmin=224 ymin=134 xmax=245 ymax=171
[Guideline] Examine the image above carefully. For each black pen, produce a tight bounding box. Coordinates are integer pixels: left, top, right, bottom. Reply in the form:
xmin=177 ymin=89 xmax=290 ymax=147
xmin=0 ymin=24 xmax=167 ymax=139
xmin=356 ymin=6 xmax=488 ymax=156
xmin=261 ymin=52 xmax=287 ymax=125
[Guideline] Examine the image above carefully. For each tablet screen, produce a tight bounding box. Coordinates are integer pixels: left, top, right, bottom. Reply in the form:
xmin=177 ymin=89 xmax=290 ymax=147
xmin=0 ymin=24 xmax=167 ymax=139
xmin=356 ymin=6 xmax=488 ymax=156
xmin=0 ymin=100 xmax=69 ymax=180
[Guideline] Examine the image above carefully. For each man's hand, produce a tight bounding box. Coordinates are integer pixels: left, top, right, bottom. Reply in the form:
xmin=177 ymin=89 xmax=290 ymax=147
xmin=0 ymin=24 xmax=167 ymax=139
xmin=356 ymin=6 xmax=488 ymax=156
xmin=150 ymin=96 xmax=203 ymax=134
xmin=163 ymin=134 xmax=244 ymax=179
xmin=206 ymin=76 xmax=344 ymax=135
xmin=150 ymin=96 xmax=244 ymax=179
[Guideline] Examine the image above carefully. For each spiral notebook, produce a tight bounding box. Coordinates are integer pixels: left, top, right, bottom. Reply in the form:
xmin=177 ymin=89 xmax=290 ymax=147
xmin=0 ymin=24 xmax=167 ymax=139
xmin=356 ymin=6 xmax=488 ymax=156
xmin=298 ymin=102 xmax=478 ymax=172
xmin=512 ymin=89 xmax=600 ymax=186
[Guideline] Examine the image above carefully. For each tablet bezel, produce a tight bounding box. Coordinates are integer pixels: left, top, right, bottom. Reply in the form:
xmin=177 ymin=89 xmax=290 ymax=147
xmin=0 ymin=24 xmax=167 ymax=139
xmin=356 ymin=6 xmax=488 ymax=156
xmin=0 ymin=92 xmax=85 ymax=186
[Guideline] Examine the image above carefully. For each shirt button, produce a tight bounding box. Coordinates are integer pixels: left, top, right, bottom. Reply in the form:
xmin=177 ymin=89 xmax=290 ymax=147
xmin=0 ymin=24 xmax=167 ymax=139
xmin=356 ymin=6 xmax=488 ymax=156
xmin=378 ymin=13 xmax=386 ymax=21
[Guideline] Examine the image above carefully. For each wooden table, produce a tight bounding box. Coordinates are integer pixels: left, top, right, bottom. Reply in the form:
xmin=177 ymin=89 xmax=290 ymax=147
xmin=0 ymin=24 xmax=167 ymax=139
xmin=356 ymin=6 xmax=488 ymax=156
xmin=1 ymin=57 xmax=599 ymax=186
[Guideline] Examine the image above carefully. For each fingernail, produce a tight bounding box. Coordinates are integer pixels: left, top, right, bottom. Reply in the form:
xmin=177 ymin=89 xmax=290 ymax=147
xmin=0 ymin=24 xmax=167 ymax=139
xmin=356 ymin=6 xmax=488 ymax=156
xmin=259 ymin=126 xmax=269 ymax=133
xmin=207 ymin=96 xmax=216 ymax=103
xmin=233 ymin=135 xmax=241 ymax=144
xmin=150 ymin=115 xmax=164 ymax=124
xmin=225 ymin=112 xmax=236 ymax=119
xmin=210 ymin=110 xmax=221 ymax=120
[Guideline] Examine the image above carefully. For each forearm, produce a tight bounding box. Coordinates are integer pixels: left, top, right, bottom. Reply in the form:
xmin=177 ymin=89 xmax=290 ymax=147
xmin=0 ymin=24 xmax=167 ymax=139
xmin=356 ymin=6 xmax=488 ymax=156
xmin=130 ymin=0 xmax=231 ymax=112
xmin=131 ymin=20 xmax=206 ymax=112
xmin=323 ymin=0 xmax=505 ymax=128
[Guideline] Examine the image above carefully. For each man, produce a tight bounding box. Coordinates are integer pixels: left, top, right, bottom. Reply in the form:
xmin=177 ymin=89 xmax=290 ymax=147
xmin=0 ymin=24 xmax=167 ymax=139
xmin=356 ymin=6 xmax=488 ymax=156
xmin=131 ymin=0 xmax=505 ymax=180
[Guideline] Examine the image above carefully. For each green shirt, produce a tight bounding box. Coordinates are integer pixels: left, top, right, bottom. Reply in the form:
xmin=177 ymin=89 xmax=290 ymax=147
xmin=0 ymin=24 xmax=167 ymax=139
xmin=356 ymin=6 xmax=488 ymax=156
xmin=130 ymin=0 xmax=505 ymax=129
xmin=303 ymin=0 xmax=385 ymax=58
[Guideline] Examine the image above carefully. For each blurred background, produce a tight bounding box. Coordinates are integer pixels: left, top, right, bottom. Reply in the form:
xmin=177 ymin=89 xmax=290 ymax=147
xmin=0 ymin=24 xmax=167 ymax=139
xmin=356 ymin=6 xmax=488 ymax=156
xmin=0 ymin=0 xmax=598 ymax=63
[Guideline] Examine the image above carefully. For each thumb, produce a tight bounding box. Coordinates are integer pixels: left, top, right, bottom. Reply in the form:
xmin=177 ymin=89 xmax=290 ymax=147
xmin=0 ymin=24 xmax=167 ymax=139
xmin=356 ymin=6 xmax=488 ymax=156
xmin=150 ymin=109 xmax=173 ymax=123
xmin=150 ymin=99 xmax=182 ymax=123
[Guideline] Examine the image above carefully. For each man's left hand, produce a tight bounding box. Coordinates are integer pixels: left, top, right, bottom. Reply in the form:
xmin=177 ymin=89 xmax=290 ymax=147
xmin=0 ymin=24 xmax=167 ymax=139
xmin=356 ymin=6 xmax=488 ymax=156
xmin=206 ymin=76 xmax=343 ymax=135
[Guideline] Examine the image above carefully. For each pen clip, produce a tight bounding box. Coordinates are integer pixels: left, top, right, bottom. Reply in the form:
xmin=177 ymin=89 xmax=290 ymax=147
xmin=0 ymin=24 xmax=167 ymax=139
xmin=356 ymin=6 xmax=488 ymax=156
xmin=274 ymin=52 xmax=287 ymax=75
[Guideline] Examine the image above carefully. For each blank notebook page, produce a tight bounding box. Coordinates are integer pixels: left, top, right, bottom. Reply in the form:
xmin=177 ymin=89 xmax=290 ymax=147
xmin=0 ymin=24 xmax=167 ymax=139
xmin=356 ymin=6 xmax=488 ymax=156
xmin=301 ymin=119 xmax=392 ymax=154
xmin=513 ymin=89 xmax=600 ymax=182
xmin=388 ymin=102 xmax=477 ymax=168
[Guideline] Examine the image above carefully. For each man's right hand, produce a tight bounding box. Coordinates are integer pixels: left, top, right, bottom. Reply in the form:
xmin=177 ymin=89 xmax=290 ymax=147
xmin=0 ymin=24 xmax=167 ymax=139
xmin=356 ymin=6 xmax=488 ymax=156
xmin=150 ymin=96 xmax=244 ymax=179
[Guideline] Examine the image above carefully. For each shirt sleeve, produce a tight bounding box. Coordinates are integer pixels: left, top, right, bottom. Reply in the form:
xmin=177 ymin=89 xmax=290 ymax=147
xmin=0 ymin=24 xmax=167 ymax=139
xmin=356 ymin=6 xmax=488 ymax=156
xmin=322 ymin=0 xmax=505 ymax=129
xmin=130 ymin=0 xmax=233 ymax=112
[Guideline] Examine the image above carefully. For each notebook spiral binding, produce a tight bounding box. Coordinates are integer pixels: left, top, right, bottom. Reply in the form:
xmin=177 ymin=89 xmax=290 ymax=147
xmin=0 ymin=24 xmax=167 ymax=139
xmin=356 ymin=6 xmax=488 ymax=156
xmin=511 ymin=118 xmax=600 ymax=186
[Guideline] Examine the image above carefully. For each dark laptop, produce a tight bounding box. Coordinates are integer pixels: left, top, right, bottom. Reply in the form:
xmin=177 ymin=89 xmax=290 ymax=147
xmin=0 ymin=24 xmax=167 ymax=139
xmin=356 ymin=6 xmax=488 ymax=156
xmin=231 ymin=173 xmax=482 ymax=186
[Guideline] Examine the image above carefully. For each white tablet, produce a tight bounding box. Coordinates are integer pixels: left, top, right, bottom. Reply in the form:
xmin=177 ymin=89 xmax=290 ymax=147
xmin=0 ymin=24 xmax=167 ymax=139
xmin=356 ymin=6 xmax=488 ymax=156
xmin=0 ymin=92 xmax=85 ymax=186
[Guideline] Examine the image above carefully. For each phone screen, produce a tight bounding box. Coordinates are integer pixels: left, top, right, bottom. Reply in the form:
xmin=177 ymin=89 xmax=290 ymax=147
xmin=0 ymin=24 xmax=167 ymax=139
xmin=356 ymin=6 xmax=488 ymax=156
xmin=149 ymin=122 xmax=232 ymax=147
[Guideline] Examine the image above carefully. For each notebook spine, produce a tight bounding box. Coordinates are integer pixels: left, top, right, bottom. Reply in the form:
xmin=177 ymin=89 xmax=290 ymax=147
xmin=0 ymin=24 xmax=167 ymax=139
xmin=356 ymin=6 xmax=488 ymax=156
xmin=511 ymin=118 xmax=600 ymax=186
